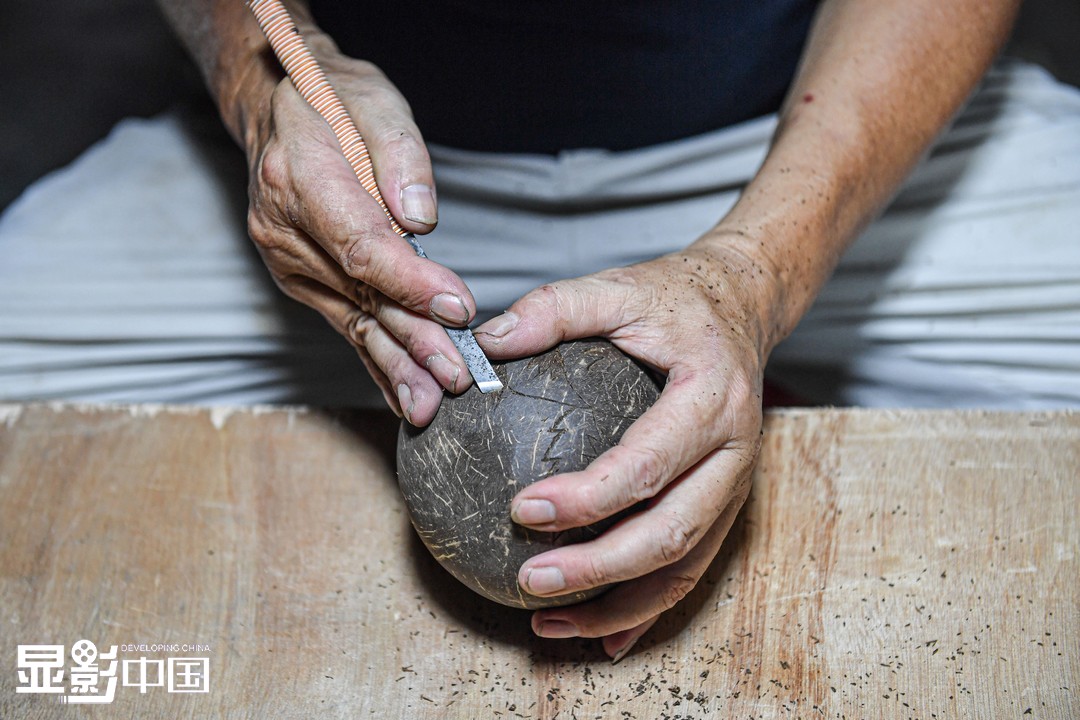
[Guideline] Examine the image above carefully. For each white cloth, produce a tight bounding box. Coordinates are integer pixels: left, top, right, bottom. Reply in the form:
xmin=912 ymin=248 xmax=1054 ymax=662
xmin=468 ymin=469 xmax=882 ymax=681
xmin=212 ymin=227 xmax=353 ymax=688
xmin=1 ymin=60 xmax=1078 ymax=407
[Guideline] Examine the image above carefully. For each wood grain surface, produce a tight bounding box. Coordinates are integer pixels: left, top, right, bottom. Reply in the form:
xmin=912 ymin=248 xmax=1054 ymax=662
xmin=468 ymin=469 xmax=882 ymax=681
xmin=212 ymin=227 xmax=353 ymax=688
xmin=0 ymin=404 xmax=1076 ymax=719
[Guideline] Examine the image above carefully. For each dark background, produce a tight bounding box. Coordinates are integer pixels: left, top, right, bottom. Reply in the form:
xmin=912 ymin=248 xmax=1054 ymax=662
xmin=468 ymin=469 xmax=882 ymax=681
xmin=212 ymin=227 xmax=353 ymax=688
xmin=2 ymin=0 xmax=1078 ymax=212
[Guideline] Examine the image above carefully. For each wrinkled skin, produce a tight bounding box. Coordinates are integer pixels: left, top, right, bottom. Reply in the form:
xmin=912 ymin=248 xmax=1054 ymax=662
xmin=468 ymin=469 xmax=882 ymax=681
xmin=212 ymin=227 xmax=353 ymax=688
xmin=473 ymin=245 xmax=769 ymax=658
xmin=244 ymin=56 xmax=478 ymax=424
xmin=158 ymin=0 xmax=1020 ymax=661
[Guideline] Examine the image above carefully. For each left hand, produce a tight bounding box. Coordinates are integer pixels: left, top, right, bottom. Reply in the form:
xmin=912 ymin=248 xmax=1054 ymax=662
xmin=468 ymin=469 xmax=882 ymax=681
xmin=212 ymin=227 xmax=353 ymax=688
xmin=474 ymin=240 xmax=775 ymax=660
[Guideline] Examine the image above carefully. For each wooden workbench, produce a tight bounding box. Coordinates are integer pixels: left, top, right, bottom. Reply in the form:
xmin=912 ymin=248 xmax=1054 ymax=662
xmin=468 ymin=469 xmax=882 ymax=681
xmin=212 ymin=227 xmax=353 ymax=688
xmin=0 ymin=404 xmax=1076 ymax=718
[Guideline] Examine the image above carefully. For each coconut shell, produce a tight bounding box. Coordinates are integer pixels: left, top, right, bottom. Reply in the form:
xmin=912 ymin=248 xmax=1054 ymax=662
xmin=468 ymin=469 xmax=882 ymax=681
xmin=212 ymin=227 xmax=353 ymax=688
xmin=396 ymin=338 xmax=661 ymax=609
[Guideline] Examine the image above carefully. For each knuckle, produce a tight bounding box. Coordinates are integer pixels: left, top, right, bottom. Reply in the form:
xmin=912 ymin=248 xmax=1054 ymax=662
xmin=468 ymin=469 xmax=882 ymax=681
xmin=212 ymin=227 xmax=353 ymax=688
xmin=337 ymin=213 xmax=403 ymax=281
xmin=661 ymin=572 xmax=698 ymax=611
xmin=345 ymin=240 xmax=429 ymax=311
xmin=533 ymin=283 xmax=562 ymax=310
xmin=521 ymin=282 xmax=572 ymax=336
xmin=365 ymin=300 xmax=442 ymax=363
xmin=339 ymin=231 xmax=375 ymax=279
xmin=623 ymin=445 xmax=670 ymax=501
xmin=346 ymin=310 xmax=378 ymax=349
xmin=246 ymin=207 xmax=270 ymax=245
xmin=352 ymin=281 xmax=379 ymax=314
xmin=246 ymin=209 xmax=289 ymax=256
xmin=402 ymin=324 xmax=444 ymax=363
xmin=256 ymin=143 xmax=290 ymax=193
xmin=578 ymin=552 xmax=610 ymax=590
xmin=655 ymin=512 xmax=698 ymax=564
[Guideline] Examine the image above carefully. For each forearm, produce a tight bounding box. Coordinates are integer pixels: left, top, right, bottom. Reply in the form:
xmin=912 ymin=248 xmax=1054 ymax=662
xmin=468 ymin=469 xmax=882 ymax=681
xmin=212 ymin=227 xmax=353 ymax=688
xmin=155 ymin=0 xmax=336 ymax=149
xmin=700 ymin=0 xmax=1021 ymax=351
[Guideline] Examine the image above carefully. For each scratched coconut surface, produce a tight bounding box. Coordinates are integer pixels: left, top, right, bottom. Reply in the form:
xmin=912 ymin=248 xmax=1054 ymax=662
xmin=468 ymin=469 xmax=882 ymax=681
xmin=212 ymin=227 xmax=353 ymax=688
xmin=397 ymin=340 xmax=662 ymax=609
xmin=0 ymin=404 xmax=1075 ymax=719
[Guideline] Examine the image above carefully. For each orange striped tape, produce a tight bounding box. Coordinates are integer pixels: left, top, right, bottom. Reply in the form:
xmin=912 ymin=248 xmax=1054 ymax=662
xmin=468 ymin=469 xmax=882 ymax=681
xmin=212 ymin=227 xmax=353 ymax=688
xmin=247 ymin=0 xmax=406 ymax=237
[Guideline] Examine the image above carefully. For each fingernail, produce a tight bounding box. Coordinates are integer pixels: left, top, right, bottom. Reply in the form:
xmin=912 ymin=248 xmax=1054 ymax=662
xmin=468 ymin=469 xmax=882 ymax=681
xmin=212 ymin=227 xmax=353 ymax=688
xmin=536 ymin=619 xmax=578 ymax=638
xmin=611 ymin=637 xmax=640 ymax=664
xmin=396 ymin=384 xmax=414 ymax=424
xmin=430 ymin=293 xmax=470 ymax=324
xmin=524 ymin=566 xmax=566 ymax=595
xmin=512 ymin=498 xmax=556 ymax=525
xmin=425 ymin=353 xmax=461 ymax=392
xmin=401 ymin=183 xmax=437 ymax=224
xmin=475 ymin=311 xmax=519 ymax=339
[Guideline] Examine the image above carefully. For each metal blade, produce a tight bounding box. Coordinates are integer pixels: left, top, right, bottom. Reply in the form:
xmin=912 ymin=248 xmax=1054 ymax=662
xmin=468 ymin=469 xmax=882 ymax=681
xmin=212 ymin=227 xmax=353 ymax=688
xmin=405 ymin=235 xmax=503 ymax=393
xmin=445 ymin=327 xmax=503 ymax=393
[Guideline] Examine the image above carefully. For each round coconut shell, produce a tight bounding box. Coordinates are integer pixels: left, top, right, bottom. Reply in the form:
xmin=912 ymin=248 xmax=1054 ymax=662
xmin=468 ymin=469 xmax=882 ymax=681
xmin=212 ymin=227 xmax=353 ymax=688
xmin=396 ymin=338 xmax=661 ymax=609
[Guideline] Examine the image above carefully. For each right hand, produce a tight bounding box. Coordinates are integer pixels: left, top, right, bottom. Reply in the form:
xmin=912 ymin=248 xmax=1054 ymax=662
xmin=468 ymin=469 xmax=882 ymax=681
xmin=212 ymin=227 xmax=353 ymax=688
xmin=245 ymin=54 xmax=475 ymax=425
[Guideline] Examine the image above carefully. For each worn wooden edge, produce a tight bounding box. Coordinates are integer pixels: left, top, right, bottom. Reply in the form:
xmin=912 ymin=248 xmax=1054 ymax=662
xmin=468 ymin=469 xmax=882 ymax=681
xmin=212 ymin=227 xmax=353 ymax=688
xmin=1 ymin=403 xmax=1076 ymax=719
xmin=3 ymin=401 xmax=1074 ymax=423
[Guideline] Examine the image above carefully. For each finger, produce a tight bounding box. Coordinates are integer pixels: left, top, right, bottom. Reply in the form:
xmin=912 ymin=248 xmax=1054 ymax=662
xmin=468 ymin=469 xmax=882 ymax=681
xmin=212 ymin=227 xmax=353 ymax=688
xmin=354 ymin=284 xmax=474 ymax=395
xmin=473 ymin=273 xmax=640 ymax=358
xmin=274 ymin=71 xmax=438 ymax=234
xmin=335 ymin=65 xmax=439 ymax=233
xmin=255 ymin=225 xmax=473 ymax=394
xmin=517 ymin=444 xmax=755 ymax=598
xmin=285 ymin=279 xmax=445 ymax=425
xmin=354 ymin=345 xmax=399 ymax=416
xmin=263 ymin=83 xmax=473 ymax=325
xmin=530 ymin=492 xmax=746 ymax=640
xmin=510 ymin=365 xmax=758 ymax=531
xmin=603 ymin=616 xmax=659 ymax=663
xmin=261 ymin=250 xmax=396 ymax=413
xmin=288 ymin=150 xmax=474 ymax=325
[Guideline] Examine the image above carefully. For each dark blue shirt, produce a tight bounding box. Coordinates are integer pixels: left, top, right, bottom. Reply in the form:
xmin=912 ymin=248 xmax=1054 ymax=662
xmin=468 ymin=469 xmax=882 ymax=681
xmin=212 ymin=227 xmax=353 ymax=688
xmin=310 ymin=1 xmax=819 ymax=153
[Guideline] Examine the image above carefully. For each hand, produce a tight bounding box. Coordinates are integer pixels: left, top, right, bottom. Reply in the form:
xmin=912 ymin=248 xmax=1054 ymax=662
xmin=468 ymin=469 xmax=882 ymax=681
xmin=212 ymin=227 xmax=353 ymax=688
xmin=244 ymin=54 xmax=476 ymax=424
xmin=475 ymin=241 xmax=774 ymax=660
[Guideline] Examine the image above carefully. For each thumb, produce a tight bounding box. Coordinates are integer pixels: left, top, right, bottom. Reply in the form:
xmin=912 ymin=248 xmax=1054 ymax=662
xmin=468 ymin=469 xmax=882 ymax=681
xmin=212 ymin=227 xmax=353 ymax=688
xmin=337 ymin=70 xmax=439 ymax=234
xmin=474 ymin=278 xmax=630 ymax=358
